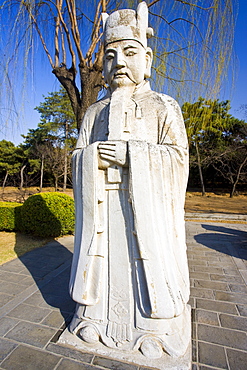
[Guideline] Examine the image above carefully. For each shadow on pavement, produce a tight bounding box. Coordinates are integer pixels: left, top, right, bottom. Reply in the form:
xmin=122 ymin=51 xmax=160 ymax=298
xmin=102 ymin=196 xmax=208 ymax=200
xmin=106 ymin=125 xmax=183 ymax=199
xmin=14 ymin=195 xmax=76 ymax=321
xmin=194 ymin=224 xmax=247 ymax=260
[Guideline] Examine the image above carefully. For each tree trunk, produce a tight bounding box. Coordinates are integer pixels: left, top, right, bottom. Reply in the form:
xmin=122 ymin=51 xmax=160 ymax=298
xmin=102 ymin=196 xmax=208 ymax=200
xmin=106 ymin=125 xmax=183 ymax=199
xmin=53 ymin=63 xmax=104 ymax=132
xmin=195 ymin=141 xmax=206 ymax=196
xmin=2 ymin=171 xmax=9 ymax=190
xmin=63 ymin=122 xmax=68 ymax=191
xmin=79 ymin=65 xmax=104 ymax=130
xmin=230 ymin=155 xmax=247 ymax=198
xmin=20 ymin=165 xmax=27 ymax=191
xmin=40 ymin=154 xmax=44 ymax=192
xmin=54 ymin=176 xmax=58 ymax=192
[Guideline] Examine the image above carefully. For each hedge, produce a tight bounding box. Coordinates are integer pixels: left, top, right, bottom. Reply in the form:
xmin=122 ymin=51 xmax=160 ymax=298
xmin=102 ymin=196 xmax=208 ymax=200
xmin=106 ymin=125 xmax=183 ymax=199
xmin=19 ymin=192 xmax=75 ymax=237
xmin=0 ymin=202 xmax=22 ymax=231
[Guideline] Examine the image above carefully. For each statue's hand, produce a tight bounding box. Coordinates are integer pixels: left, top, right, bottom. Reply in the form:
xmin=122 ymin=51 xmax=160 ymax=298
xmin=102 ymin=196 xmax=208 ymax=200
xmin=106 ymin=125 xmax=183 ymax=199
xmin=98 ymin=141 xmax=128 ymax=168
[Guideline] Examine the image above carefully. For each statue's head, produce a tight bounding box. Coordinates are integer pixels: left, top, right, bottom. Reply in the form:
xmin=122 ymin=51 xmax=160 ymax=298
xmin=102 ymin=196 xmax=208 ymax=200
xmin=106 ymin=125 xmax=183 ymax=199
xmin=102 ymin=2 xmax=153 ymax=90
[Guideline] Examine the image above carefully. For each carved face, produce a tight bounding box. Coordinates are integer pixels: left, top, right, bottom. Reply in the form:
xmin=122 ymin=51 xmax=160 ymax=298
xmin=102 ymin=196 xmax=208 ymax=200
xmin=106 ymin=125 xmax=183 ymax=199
xmin=103 ymin=40 xmax=152 ymax=90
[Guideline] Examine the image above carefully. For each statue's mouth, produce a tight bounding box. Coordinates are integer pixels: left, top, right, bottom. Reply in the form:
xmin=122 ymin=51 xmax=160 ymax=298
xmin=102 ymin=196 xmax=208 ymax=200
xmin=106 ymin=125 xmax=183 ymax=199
xmin=114 ymin=72 xmax=127 ymax=78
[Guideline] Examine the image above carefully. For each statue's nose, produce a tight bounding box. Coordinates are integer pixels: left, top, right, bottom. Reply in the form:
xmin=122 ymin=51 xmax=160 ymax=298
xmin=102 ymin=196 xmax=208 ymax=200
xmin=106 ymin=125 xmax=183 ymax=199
xmin=115 ymin=49 xmax=126 ymax=68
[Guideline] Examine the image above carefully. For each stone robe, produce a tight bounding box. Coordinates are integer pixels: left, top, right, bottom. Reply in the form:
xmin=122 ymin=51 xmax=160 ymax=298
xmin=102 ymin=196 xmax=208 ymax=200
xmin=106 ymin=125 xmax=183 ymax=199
xmin=69 ymin=82 xmax=190 ymax=355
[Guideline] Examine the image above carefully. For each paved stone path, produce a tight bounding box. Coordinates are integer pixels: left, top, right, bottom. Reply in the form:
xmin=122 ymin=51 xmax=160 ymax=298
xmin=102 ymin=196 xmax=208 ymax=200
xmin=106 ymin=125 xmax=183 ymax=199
xmin=0 ymin=220 xmax=246 ymax=369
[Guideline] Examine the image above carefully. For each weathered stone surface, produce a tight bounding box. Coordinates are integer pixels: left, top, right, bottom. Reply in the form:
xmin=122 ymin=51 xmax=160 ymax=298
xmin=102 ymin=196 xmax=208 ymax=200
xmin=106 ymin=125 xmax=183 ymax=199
xmin=219 ymin=313 xmax=247 ymax=331
xmin=226 ymin=348 xmax=247 ymax=370
xmin=0 ymin=344 xmax=60 ymax=370
xmin=198 ymin=341 xmax=228 ymax=369
xmin=0 ymin=337 xmax=17 ymax=362
xmin=46 ymin=343 xmax=93 ymax=363
xmin=210 ymin=273 xmax=244 ymax=283
xmin=67 ymin=1 xmax=191 ymax=367
xmin=0 ymin=293 xmax=14 ymax=308
xmin=190 ymin=287 xmax=214 ymax=299
xmin=196 ymin=299 xmax=238 ymax=315
xmin=7 ymin=303 xmax=51 ymax=323
xmin=194 ymin=279 xmax=229 ymax=291
xmin=237 ymin=304 xmax=247 ymax=317
xmin=93 ymin=356 xmax=138 ymax=370
xmin=41 ymin=310 xmax=66 ymax=328
xmin=198 ymin=324 xmax=247 ymax=350
xmin=56 ymin=358 xmax=101 ymax=370
xmin=215 ymin=291 xmax=247 ymax=304
xmin=5 ymin=321 xmax=56 ymax=348
xmin=0 ymin=317 xmax=19 ymax=336
xmin=195 ymin=309 xmax=219 ymax=326
xmin=229 ymin=283 xmax=247 ymax=293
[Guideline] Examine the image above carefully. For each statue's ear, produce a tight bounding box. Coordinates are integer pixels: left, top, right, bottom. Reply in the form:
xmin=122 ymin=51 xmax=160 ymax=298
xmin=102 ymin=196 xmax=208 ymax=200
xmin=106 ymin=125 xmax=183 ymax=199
xmin=144 ymin=47 xmax=153 ymax=79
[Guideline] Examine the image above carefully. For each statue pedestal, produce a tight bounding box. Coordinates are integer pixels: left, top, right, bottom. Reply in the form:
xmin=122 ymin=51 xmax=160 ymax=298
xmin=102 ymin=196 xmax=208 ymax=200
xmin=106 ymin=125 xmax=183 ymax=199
xmin=59 ymin=329 xmax=191 ymax=369
xmin=58 ymin=305 xmax=191 ymax=370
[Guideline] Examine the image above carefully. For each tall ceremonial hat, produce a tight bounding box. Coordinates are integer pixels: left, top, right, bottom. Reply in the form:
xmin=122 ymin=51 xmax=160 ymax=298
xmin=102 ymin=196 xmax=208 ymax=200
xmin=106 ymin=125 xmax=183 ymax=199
xmin=102 ymin=1 xmax=153 ymax=48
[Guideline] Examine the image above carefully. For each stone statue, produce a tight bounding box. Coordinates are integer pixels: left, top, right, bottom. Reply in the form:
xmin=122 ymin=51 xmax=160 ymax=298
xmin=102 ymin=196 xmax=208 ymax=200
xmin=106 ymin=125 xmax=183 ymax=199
xmin=67 ymin=1 xmax=191 ymax=366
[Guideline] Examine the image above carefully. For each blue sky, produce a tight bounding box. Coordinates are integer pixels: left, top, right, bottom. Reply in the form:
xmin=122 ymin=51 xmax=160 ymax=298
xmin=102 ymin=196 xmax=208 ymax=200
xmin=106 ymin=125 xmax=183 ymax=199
xmin=228 ymin=0 xmax=247 ymax=119
xmin=1 ymin=0 xmax=247 ymax=145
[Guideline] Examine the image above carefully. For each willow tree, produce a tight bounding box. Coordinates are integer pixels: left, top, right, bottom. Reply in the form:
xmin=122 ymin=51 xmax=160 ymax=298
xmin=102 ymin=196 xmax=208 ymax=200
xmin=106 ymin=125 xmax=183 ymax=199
xmin=182 ymin=98 xmax=233 ymax=195
xmin=0 ymin=0 xmax=237 ymax=132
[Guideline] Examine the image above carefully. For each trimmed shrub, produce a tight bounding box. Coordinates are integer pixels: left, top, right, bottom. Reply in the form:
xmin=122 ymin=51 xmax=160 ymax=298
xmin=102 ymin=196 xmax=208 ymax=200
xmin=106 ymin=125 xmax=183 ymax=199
xmin=20 ymin=192 xmax=75 ymax=237
xmin=0 ymin=202 xmax=22 ymax=231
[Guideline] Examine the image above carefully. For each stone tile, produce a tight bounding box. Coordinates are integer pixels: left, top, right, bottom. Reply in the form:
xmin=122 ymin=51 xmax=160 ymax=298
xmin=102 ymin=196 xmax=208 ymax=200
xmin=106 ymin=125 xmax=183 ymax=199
xmin=207 ymin=260 xmax=235 ymax=268
xmin=189 ymin=272 xmax=210 ymax=280
xmin=188 ymin=260 xmax=207 ymax=267
xmin=0 ymin=317 xmax=19 ymax=336
xmin=194 ymin=266 xmax=223 ymax=274
xmin=219 ymin=313 xmax=247 ymax=331
xmin=198 ymin=324 xmax=247 ymax=351
xmin=196 ymin=298 xmax=238 ymax=315
xmin=190 ymin=287 xmax=214 ymax=299
xmin=237 ymin=304 xmax=247 ymax=317
xmin=56 ymin=358 xmax=101 ymax=369
xmin=0 ymin=281 xmax=27 ymax=295
xmin=239 ymin=270 xmax=247 ymax=285
xmin=223 ymin=268 xmax=241 ymax=276
xmin=210 ymin=273 xmax=244 ymax=283
xmin=5 ymin=321 xmax=56 ymax=349
xmin=38 ymin=293 xmax=76 ymax=313
xmin=41 ymin=310 xmax=66 ymax=328
xmin=46 ymin=343 xmax=93 ymax=363
xmin=229 ymin=283 xmax=247 ymax=293
xmin=0 ymin=263 xmax=24 ymax=274
xmin=23 ymin=291 xmax=52 ymax=308
xmin=93 ymin=356 xmax=138 ymax=369
xmin=198 ymin=341 xmax=228 ymax=369
xmin=0 ymin=338 xmax=18 ymax=362
xmin=195 ymin=309 xmax=219 ymax=326
xmin=0 ymin=271 xmax=28 ymax=284
xmin=0 ymin=293 xmax=13 ymax=308
xmin=194 ymin=279 xmax=229 ymax=291
xmin=226 ymin=348 xmax=247 ymax=370
xmin=18 ymin=276 xmax=35 ymax=286
xmin=204 ymin=251 xmax=224 ymax=257
xmin=0 ymin=344 xmax=61 ymax=370
xmin=7 ymin=303 xmax=51 ymax=323
xmin=215 ymin=291 xmax=247 ymax=304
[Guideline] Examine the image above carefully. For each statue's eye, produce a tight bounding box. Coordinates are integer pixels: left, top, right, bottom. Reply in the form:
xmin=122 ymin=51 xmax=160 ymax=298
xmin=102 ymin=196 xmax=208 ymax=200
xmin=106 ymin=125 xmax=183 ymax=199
xmin=125 ymin=50 xmax=136 ymax=56
xmin=105 ymin=52 xmax=114 ymax=60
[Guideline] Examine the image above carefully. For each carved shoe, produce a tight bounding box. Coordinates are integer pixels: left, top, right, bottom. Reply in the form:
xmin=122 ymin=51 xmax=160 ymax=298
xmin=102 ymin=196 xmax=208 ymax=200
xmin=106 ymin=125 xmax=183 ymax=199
xmin=140 ymin=337 xmax=163 ymax=359
xmin=79 ymin=325 xmax=99 ymax=344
